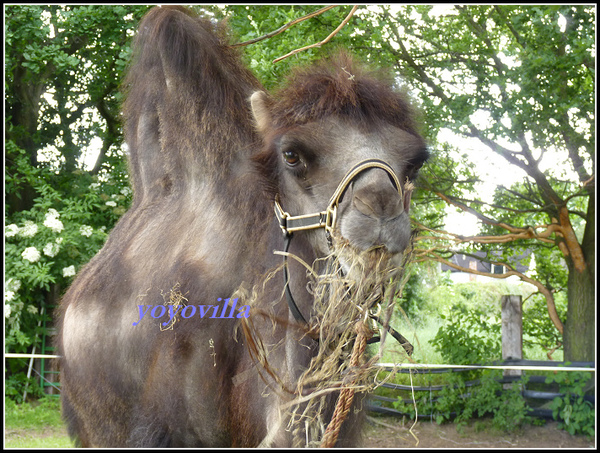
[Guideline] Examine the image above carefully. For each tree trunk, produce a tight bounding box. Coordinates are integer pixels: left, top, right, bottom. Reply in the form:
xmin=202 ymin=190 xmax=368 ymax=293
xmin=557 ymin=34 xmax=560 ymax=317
xmin=6 ymin=58 xmax=46 ymax=214
xmin=563 ymin=191 xmax=595 ymax=362
xmin=564 ymin=263 xmax=595 ymax=362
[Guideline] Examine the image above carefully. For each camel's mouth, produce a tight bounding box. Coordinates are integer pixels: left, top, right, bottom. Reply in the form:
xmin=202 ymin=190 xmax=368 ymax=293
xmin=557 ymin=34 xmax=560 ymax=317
xmin=328 ymin=231 xmax=410 ymax=285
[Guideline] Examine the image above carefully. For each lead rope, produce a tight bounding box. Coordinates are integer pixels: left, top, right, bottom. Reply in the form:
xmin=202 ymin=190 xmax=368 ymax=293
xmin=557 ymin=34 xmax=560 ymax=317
xmin=319 ymin=320 xmax=372 ymax=448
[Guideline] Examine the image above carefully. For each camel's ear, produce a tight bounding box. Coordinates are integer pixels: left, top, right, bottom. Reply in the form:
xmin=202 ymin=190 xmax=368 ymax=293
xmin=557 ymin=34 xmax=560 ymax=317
xmin=250 ymin=91 xmax=272 ymax=134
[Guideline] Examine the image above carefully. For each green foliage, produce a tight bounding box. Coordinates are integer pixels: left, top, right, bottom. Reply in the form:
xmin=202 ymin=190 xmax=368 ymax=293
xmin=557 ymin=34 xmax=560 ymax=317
xmin=6 ymin=5 xmax=150 ymax=173
xmin=430 ymin=304 xmax=502 ymax=366
xmin=397 ymin=263 xmax=565 ymax=359
xmin=222 ymin=5 xmax=360 ymax=88
xmin=523 ymin=293 xmax=566 ymax=357
xmin=380 ymin=5 xmax=595 ymax=151
xmin=369 ymin=4 xmax=594 ymax=361
xmin=426 ymin=286 xmax=567 ymax=360
xmin=393 ymin=371 xmax=532 ymax=431
xmin=5 ymin=3 xmax=594 ymax=399
xmin=455 ymin=372 xmax=532 ymax=431
xmin=396 ymin=265 xmax=433 ymax=321
xmin=5 ymin=5 xmax=146 ymax=397
xmin=394 ymin=300 xmax=588 ymax=436
xmin=5 ymin=142 xmax=132 ymax=355
xmin=546 ymin=371 xmax=595 ymax=436
xmin=433 ymin=374 xmax=467 ymax=424
xmin=4 ymin=372 xmax=45 ymax=404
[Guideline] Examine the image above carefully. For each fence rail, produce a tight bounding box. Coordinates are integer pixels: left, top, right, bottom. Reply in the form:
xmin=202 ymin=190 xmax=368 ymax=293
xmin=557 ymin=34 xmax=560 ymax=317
xmin=367 ymin=359 xmax=595 ymax=420
xmin=375 ymin=359 xmax=596 ymax=373
xmin=5 ymin=353 xmax=61 ymax=359
xmin=6 ymin=353 xmax=595 ymax=414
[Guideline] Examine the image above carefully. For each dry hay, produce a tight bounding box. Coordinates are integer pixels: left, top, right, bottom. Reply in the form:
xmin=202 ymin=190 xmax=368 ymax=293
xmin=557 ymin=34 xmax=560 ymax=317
xmin=235 ymin=232 xmax=414 ymax=447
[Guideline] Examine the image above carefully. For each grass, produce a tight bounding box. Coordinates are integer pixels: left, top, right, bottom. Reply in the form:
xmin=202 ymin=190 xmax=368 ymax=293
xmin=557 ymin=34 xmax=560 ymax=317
xmin=5 ymin=397 xmax=74 ymax=448
xmin=4 ymin=433 xmax=73 ymax=449
xmin=372 ymin=316 xmax=444 ymax=367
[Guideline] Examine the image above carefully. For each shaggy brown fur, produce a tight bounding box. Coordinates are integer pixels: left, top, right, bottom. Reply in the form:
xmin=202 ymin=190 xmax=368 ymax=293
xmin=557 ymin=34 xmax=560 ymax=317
xmin=267 ymin=52 xmax=420 ymax=133
xmin=122 ymin=6 xmax=263 ymax=200
xmin=56 ymin=5 xmax=427 ymax=448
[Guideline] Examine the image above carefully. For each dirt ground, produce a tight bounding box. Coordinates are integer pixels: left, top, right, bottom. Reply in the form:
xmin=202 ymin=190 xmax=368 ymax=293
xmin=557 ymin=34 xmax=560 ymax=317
xmin=363 ymin=415 xmax=595 ymax=449
xmin=6 ymin=417 xmax=595 ymax=448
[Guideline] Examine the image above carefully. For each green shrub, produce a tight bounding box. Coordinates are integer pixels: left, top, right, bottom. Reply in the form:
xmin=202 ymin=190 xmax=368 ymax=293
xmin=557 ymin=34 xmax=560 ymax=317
xmin=546 ymin=370 xmax=595 ymax=436
xmin=5 ymin=142 xmax=131 ymax=399
xmin=392 ymin=371 xmax=532 ymax=432
xmin=4 ymin=372 xmax=45 ymax=404
xmin=429 ymin=303 xmax=502 ymax=366
xmin=523 ymin=293 xmax=566 ymax=359
xmin=393 ymin=302 xmax=592 ymax=436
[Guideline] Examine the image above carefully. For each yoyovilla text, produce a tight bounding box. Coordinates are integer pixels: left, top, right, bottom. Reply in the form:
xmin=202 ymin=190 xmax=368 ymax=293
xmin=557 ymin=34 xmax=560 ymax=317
xmin=132 ymin=298 xmax=250 ymax=327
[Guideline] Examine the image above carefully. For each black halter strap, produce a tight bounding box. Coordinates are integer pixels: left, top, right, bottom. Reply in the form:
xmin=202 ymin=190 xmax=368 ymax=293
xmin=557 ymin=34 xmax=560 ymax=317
xmin=282 ymin=232 xmax=309 ymax=325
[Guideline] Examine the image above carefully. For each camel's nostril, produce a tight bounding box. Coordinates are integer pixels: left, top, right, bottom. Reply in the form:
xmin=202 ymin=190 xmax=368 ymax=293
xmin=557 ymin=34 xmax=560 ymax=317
xmin=352 ymin=186 xmax=404 ymax=219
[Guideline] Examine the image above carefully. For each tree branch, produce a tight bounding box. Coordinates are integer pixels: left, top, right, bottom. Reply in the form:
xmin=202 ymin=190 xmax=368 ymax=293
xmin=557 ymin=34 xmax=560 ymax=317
xmin=413 ymin=219 xmax=559 ymax=245
xmin=413 ymin=243 xmax=564 ymax=333
xmin=232 ymin=5 xmax=337 ymax=47
xmin=557 ymin=206 xmax=587 ymax=272
xmin=91 ymin=96 xmax=120 ymax=175
xmin=383 ymin=9 xmax=450 ymax=102
xmin=493 ymin=5 xmax=527 ymax=49
xmin=428 ymin=189 xmax=534 ymax=236
xmin=498 ymin=184 xmax=544 ymax=208
xmin=273 ymin=5 xmax=359 ymax=63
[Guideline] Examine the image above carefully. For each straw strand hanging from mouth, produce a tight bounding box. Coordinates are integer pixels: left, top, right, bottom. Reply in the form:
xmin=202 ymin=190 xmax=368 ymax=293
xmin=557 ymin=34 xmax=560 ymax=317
xmin=283 ymin=232 xmax=412 ymax=447
xmin=237 ymin=231 xmax=415 ymax=447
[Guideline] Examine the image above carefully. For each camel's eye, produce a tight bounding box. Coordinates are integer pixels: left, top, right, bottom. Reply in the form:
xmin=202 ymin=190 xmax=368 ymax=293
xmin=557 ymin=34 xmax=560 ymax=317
xmin=282 ymin=150 xmax=301 ymax=166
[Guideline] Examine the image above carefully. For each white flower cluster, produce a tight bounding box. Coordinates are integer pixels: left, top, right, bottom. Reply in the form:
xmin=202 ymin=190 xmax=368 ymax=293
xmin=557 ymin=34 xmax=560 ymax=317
xmin=43 ymin=242 xmax=60 ymax=257
xmin=80 ymin=225 xmax=93 ymax=237
xmin=5 ymin=280 xmax=37 ymax=318
xmin=6 ymin=208 xmax=69 ymax=240
xmin=5 ymin=224 xmax=19 ymax=237
xmin=5 ymin=279 xmax=21 ymax=314
xmin=63 ymin=265 xmax=76 ymax=277
xmin=44 ymin=208 xmax=64 ymax=233
xmin=20 ymin=221 xmax=38 ymax=238
xmin=22 ymin=246 xmax=41 ymax=263
xmin=5 ymin=279 xmax=21 ymax=317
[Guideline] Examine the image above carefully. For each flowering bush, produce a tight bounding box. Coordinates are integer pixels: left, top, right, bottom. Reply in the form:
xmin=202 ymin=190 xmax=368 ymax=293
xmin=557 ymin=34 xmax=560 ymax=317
xmin=5 ymin=142 xmax=132 ymax=353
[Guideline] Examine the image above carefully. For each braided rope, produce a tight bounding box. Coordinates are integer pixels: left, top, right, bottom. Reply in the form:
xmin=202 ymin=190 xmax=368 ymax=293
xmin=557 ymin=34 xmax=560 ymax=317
xmin=320 ymin=321 xmax=371 ymax=448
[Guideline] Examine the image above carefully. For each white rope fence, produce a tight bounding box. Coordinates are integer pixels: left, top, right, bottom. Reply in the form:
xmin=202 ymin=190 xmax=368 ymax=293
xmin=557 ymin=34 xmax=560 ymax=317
xmin=6 ymin=353 xmax=61 ymax=359
xmin=376 ymin=362 xmax=596 ymax=373
xmin=6 ymin=355 xmax=594 ymax=372
xmin=5 ymin=352 xmax=62 ymax=398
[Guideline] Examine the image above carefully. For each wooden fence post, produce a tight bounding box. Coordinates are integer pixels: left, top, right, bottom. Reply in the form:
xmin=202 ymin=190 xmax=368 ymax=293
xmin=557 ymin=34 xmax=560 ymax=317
xmin=501 ymin=295 xmax=522 ymax=386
